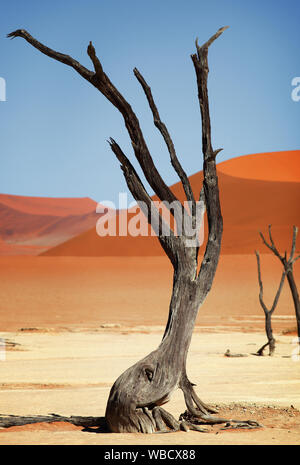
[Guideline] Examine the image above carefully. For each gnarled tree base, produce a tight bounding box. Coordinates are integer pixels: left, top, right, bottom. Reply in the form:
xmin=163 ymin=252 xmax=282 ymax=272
xmin=0 ymin=400 xmax=263 ymax=433
xmin=0 ymin=376 xmax=262 ymax=433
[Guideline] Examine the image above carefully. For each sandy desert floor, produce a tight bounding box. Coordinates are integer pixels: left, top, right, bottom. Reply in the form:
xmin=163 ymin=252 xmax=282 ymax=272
xmin=0 ymin=255 xmax=299 ymax=445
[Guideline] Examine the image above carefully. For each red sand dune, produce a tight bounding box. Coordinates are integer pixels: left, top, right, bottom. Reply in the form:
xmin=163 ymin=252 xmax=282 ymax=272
xmin=42 ymin=150 xmax=300 ymax=257
xmin=0 ymin=194 xmax=101 ymax=255
xmin=217 ymin=150 xmax=300 ymax=182
xmin=0 ymin=194 xmax=97 ymax=216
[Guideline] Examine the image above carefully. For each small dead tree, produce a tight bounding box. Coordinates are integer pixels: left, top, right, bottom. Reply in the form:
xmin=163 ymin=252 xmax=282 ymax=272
xmin=255 ymin=251 xmax=286 ymax=356
xmin=2 ymin=27 xmax=261 ymax=433
xmin=260 ymin=226 xmax=300 ymax=345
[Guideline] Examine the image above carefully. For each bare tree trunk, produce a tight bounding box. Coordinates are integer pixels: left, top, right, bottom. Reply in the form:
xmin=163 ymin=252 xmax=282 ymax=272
xmin=265 ymin=313 xmax=276 ymax=356
xmin=255 ymin=251 xmax=285 ymax=356
xmin=105 ymin=28 xmax=227 ymax=433
xmin=5 ymin=27 xmax=261 ymax=433
xmin=286 ymin=270 xmax=300 ymax=339
xmin=259 ymin=226 xmax=300 ymax=344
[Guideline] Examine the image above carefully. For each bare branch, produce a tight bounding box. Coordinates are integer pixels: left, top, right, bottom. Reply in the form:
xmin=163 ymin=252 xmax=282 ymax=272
xmin=195 ymin=26 xmax=229 ymax=54
xmin=289 ymin=225 xmax=298 ymax=262
xmin=191 ymin=28 xmax=227 ymax=288
xmin=259 ymin=226 xmax=300 ymax=342
xmin=259 ymin=228 xmax=283 ymax=261
xmin=7 ymin=29 xmax=93 ymax=81
xmin=87 ymin=41 xmax=104 ymax=77
xmin=108 ymin=138 xmax=179 ymax=266
xmin=268 ymin=225 xmax=277 ymax=252
xmin=255 ymin=250 xmax=286 ymax=315
xmin=255 ymin=251 xmax=268 ymax=314
xmin=7 ymin=29 xmax=182 ymax=218
xmin=84 ymin=43 xmax=183 ymax=217
xmin=192 ymin=26 xmax=228 ymax=160
xmin=0 ymin=413 xmax=104 ymax=429
xmin=133 ymin=67 xmax=196 ymax=212
xmin=291 ymin=254 xmax=300 ymax=265
xmin=261 ymin=225 xmax=299 ymax=267
xmin=270 ymin=270 xmax=286 ymax=313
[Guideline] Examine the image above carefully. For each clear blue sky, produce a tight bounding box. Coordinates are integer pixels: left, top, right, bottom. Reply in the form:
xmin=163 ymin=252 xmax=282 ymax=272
xmin=1 ymin=0 xmax=299 ymax=205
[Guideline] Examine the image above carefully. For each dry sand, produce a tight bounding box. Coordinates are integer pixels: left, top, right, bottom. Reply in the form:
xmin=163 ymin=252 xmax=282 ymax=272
xmin=0 ymin=255 xmax=299 ymax=445
xmin=0 ymin=328 xmax=299 ymax=445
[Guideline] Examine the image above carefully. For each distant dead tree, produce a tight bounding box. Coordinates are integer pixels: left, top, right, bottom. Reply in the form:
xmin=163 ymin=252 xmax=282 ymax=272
xmin=259 ymin=226 xmax=300 ymax=345
xmin=254 ymin=250 xmax=286 ymax=356
xmin=2 ymin=26 xmax=261 ymax=432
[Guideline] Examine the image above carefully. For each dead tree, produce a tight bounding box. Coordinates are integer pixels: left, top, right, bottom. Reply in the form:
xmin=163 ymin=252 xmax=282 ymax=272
xmin=260 ymin=226 xmax=300 ymax=345
xmin=3 ymin=27 xmax=261 ymax=433
xmin=255 ymin=251 xmax=286 ymax=356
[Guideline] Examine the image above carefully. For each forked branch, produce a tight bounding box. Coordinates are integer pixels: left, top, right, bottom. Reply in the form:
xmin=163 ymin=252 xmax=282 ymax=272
xmin=255 ymin=250 xmax=286 ymax=355
xmin=191 ymin=27 xmax=226 ymax=291
xmin=7 ymin=29 xmax=182 ymax=218
xmin=259 ymin=225 xmax=300 ymax=267
xmin=259 ymin=225 xmax=300 ymax=343
xmin=108 ymin=138 xmax=179 ymax=265
xmin=7 ymin=29 xmax=93 ymax=80
xmin=133 ymin=68 xmax=196 ymax=214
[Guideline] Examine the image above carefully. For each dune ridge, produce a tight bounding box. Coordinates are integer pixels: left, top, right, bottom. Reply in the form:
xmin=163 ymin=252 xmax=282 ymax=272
xmin=42 ymin=150 xmax=300 ymax=256
xmin=217 ymin=150 xmax=300 ymax=182
xmin=0 ymin=194 xmax=97 ymax=217
xmin=0 ymin=195 xmax=102 ymax=255
xmin=1 ymin=151 xmax=299 ymax=256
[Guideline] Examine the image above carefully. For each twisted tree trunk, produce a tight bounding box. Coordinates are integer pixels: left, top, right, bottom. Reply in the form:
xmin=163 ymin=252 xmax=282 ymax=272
xmin=5 ymin=26 xmax=261 ymax=433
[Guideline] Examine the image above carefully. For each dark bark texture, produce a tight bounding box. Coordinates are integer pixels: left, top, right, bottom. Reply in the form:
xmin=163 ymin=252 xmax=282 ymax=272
xmin=5 ymin=26 xmax=262 ymax=433
xmin=259 ymin=226 xmax=300 ymax=344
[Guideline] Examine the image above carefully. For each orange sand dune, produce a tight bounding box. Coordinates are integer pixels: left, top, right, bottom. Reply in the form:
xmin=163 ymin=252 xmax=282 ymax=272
xmin=0 ymin=194 xmax=97 ymax=217
xmin=0 ymin=195 xmax=103 ymax=253
xmin=218 ymin=150 xmax=300 ymax=182
xmin=43 ymin=151 xmax=300 ymax=256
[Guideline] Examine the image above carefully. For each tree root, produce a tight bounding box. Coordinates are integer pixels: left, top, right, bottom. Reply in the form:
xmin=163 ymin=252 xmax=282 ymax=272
xmin=150 ymin=406 xmax=209 ymax=433
xmin=179 ymin=409 xmax=263 ymax=430
xmin=224 ymin=349 xmax=248 ymax=357
xmin=254 ymin=341 xmax=275 ymax=357
xmin=220 ymin=421 xmax=262 ymax=430
xmin=178 ymin=374 xmax=263 ymax=430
